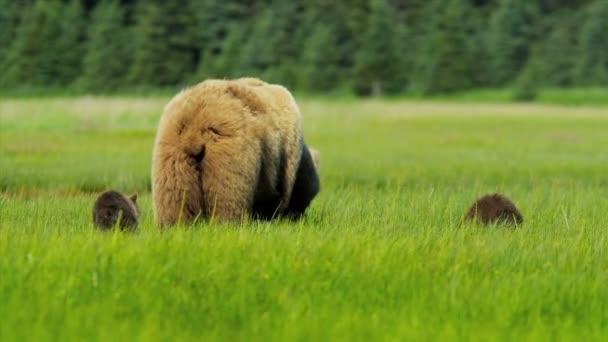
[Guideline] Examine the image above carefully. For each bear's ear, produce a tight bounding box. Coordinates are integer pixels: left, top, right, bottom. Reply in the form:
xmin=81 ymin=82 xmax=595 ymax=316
xmin=226 ymin=84 xmax=266 ymax=114
xmin=129 ymin=193 xmax=138 ymax=203
xmin=309 ymin=148 xmax=320 ymax=171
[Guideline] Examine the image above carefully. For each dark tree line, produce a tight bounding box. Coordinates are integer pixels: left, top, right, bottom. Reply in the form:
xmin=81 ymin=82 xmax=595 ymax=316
xmin=0 ymin=0 xmax=606 ymax=96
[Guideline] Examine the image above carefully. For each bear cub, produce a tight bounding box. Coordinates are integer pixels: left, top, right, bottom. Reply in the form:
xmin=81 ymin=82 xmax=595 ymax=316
xmin=464 ymin=193 xmax=523 ymax=226
xmin=93 ymin=190 xmax=139 ymax=230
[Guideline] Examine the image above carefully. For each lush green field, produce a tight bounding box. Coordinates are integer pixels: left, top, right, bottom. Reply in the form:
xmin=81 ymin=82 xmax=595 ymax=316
xmin=1 ymin=97 xmax=608 ymax=341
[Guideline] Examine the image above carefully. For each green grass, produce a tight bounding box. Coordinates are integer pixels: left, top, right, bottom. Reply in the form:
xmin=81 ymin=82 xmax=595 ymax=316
xmin=399 ymin=88 xmax=608 ymax=106
xmin=1 ymin=97 xmax=608 ymax=341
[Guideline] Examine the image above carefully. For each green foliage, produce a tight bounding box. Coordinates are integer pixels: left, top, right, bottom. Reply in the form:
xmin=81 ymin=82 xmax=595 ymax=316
xmin=467 ymin=12 xmax=493 ymax=87
xmin=512 ymin=62 xmax=539 ymax=102
xmin=0 ymin=0 xmax=606 ymax=96
xmin=53 ymin=0 xmax=86 ymax=86
xmin=238 ymin=9 xmax=274 ymax=76
xmin=0 ymin=0 xmax=29 ymax=65
xmin=353 ymin=0 xmax=407 ymax=96
xmin=80 ymin=0 xmax=131 ymax=92
xmin=0 ymin=0 xmax=63 ymax=88
xmin=239 ymin=2 xmax=304 ymax=88
xmin=300 ymin=24 xmax=342 ymax=92
xmin=0 ymin=0 xmax=84 ymax=88
xmin=536 ymin=11 xmax=579 ymax=87
xmin=487 ymin=0 xmax=539 ymax=86
xmin=211 ymin=26 xmax=245 ymax=79
xmin=298 ymin=1 xmax=357 ymax=93
xmin=418 ymin=0 xmax=476 ymax=95
xmin=129 ymin=0 xmax=196 ymax=87
xmin=574 ymin=0 xmax=608 ymax=86
xmin=191 ymin=0 xmax=250 ymax=55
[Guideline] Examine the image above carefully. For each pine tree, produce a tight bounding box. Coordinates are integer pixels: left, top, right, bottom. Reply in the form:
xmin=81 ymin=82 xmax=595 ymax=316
xmin=537 ymin=11 xmax=578 ymax=87
xmin=54 ymin=0 xmax=86 ymax=86
xmin=238 ymin=1 xmax=303 ymax=87
xmin=296 ymin=1 xmax=356 ymax=91
xmin=574 ymin=1 xmax=608 ymax=86
xmin=353 ymin=0 xmax=407 ymax=96
xmin=238 ymin=9 xmax=274 ymax=76
xmin=129 ymin=0 xmax=197 ymax=87
xmin=299 ymin=24 xmax=341 ymax=92
xmin=0 ymin=0 xmax=63 ymax=87
xmin=191 ymin=0 xmax=249 ymax=56
xmin=80 ymin=0 xmax=131 ymax=92
xmin=487 ymin=0 xmax=538 ymax=86
xmin=128 ymin=1 xmax=165 ymax=86
xmin=190 ymin=0 xmax=252 ymax=81
xmin=0 ymin=0 xmax=30 ymax=67
xmin=211 ymin=25 xmax=244 ymax=79
xmin=512 ymin=49 xmax=540 ymax=102
xmin=417 ymin=0 xmax=476 ymax=95
xmin=467 ymin=11 xmax=493 ymax=87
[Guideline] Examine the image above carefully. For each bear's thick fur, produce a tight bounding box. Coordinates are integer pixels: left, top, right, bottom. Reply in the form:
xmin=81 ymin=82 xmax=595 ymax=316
xmin=464 ymin=193 xmax=523 ymax=226
xmin=93 ymin=190 xmax=139 ymax=230
xmin=151 ymin=78 xmax=319 ymax=226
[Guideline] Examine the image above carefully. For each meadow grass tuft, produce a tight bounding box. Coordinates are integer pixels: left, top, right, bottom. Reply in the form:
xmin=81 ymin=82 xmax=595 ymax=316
xmin=1 ymin=97 xmax=608 ymax=340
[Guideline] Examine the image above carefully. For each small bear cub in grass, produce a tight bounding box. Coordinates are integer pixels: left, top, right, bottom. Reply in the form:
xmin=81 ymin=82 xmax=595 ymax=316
xmin=93 ymin=190 xmax=139 ymax=230
xmin=464 ymin=193 xmax=523 ymax=226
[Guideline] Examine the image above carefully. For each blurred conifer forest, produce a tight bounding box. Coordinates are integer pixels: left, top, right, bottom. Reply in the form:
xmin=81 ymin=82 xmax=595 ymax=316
xmin=0 ymin=0 xmax=607 ymax=96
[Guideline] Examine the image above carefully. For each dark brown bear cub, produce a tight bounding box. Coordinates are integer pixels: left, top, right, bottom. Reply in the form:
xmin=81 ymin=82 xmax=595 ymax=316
xmin=93 ymin=190 xmax=139 ymax=230
xmin=464 ymin=193 xmax=523 ymax=226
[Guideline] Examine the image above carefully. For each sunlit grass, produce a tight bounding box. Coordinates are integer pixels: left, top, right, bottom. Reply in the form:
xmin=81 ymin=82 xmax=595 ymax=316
xmin=1 ymin=97 xmax=608 ymax=340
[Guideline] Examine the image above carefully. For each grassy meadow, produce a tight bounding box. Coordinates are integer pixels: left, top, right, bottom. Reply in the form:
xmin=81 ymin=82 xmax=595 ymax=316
xmin=1 ymin=96 xmax=608 ymax=340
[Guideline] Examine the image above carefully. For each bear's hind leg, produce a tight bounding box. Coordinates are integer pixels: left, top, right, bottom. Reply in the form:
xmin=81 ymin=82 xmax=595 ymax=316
xmin=152 ymin=145 xmax=204 ymax=226
xmin=201 ymin=139 xmax=260 ymax=222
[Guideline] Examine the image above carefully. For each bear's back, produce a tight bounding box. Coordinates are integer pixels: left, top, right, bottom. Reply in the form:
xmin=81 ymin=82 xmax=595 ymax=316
xmin=159 ymin=78 xmax=301 ymax=140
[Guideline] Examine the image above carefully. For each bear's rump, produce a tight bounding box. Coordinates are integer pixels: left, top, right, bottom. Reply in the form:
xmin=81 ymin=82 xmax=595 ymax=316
xmin=152 ymin=78 xmax=304 ymax=224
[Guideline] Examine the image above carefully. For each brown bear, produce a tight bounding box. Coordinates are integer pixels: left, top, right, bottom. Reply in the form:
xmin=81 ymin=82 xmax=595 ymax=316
xmin=464 ymin=193 xmax=523 ymax=226
xmin=93 ymin=190 xmax=139 ymax=230
xmin=151 ymin=78 xmax=320 ymax=226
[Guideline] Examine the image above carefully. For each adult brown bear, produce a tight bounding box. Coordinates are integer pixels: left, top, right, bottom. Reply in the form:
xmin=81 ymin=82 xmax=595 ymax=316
xmin=151 ymin=78 xmax=320 ymax=226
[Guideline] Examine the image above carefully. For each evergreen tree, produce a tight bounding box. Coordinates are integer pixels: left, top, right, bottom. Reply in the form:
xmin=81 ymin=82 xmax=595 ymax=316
xmin=191 ymin=0 xmax=250 ymax=56
xmin=191 ymin=0 xmax=251 ymax=81
xmin=0 ymin=0 xmax=603 ymax=94
xmin=128 ymin=1 xmax=165 ymax=86
xmin=388 ymin=20 xmax=412 ymax=94
xmin=238 ymin=9 xmax=273 ymax=76
xmin=297 ymin=1 xmax=357 ymax=91
xmin=0 ymin=0 xmax=63 ymax=87
xmin=129 ymin=0 xmax=197 ymax=87
xmin=195 ymin=26 xmax=248 ymax=82
xmin=194 ymin=50 xmax=217 ymax=81
xmin=238 ymin=1 xmax=303 ymax=87
xmin=54 ymin=0 xmax=86 ymax=86
xmin=574 ymin=1 xmax=608 ymax=86
xmin=468 ymin=12 xmax=493 ymax=87
xmin=0 ymin=0 xmax=30 ymax=66
xmin=353 ymin=0 xmax=407 ymax=96
xmin=537 ymin=11 xmax=579 ymax=87
xmin=80 ymin=0 xmax=131 ymax=91
xmin=487 ymin=0 xmax=538 ymax=86
xmin=417 ymin=0 xmax=476 ymax=95
xmin=512 ymin=49 xmax=541 ymax=102
xmin=299 ymin=24 xmax=341 ymax=92
xmin=211 ymin=25 xmax=244 ymax=79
